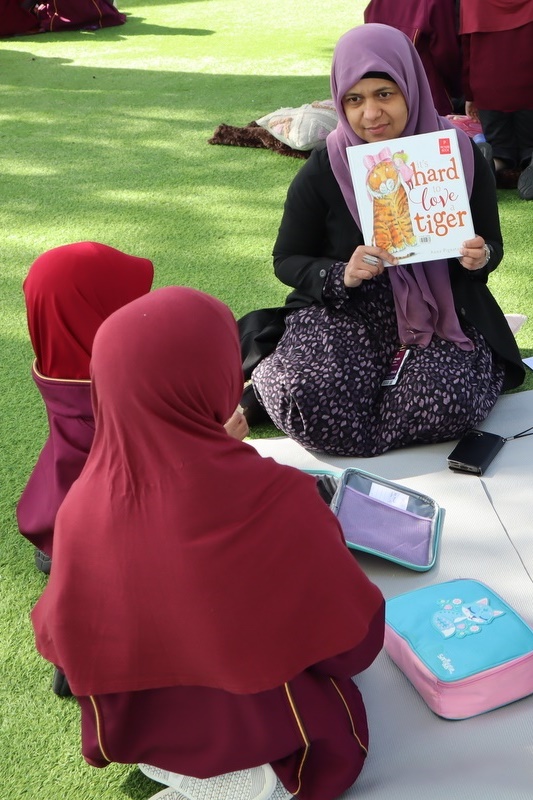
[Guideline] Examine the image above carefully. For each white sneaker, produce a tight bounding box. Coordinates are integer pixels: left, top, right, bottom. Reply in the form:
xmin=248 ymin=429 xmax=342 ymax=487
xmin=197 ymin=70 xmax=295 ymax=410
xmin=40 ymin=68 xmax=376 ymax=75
xmin=146 ymin=789 xmax=189 ymax=800
xmin=145 ymin=783 xmax=293 ymax=800
xmin=139 ymin=762 xmax=278 ymax=800
xmin=270 ymin=779 xmax=294 ymax=799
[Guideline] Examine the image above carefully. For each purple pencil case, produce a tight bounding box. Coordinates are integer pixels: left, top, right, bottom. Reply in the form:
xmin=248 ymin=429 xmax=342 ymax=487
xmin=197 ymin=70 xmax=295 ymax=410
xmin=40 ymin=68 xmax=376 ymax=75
xmin=326 ymin=468 xmax=443 ymax=571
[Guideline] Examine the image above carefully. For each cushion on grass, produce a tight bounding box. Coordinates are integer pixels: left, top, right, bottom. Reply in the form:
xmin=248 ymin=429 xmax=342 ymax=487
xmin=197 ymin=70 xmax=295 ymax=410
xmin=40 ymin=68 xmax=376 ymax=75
xmin=505 ymin=314 xmax=528 ymax=336
xmin=208 ymin=121 xmax=309 ymax=159
xmin=256 ymin=100 xmax=338 ymax=151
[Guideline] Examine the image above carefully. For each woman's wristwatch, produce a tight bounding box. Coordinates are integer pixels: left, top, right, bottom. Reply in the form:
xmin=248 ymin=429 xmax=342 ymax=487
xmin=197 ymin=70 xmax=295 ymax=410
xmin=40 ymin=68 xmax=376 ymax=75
xmin=483 ymin=243 xmax=492 ymax=267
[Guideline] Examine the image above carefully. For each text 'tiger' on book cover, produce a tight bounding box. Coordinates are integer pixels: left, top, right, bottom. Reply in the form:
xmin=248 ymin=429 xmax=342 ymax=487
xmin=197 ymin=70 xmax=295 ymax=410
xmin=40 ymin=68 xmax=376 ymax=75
xmin=347 ymin=129 xmax=476 ymax=265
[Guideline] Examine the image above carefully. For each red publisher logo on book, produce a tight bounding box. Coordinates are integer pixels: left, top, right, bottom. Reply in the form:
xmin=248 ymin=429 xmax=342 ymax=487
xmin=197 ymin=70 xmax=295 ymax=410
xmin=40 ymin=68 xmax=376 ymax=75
xmin=439 ymin=138 xmax=451 ymax=155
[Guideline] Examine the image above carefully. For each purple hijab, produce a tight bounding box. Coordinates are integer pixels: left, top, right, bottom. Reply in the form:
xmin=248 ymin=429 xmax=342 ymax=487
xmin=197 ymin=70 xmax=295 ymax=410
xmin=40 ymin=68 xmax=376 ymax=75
xmin=327 ymin=23 xmax=474 ymax=350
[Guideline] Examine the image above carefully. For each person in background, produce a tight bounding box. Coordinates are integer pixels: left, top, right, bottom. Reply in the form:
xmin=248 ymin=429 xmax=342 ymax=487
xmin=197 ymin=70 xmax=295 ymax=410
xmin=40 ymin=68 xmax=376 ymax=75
xmin=31 ymin=286 xmax=385 ymax=800
xmin=245 ymin=24 xmax=524 ymax=457
xmin=33 ymin=0 xmax=126 ymax=31
xmin=0 ymin=0 xmax=40 ymax=36
xmin=460 ymin=0 xmax=533 ymax=199
xmin=16 ymin=242 xmax=154 ymax=574
xmin=0 ymin=0 xmax=126 ymax=35
xmin=363 ymin=0 xmax=462 ymax=115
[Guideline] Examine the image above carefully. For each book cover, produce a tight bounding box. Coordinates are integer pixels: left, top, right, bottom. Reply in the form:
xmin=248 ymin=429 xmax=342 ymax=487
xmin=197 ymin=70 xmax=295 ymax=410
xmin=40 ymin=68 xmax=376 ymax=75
xmin=347 ymin=129 xmax=475 ymax=264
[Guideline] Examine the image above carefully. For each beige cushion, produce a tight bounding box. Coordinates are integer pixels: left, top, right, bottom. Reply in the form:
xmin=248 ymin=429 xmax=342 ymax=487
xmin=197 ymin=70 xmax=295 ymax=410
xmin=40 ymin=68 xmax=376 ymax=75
xmin=256 ymin=100 xmax=338 ymax=151
xmin=505 ymin=314 xmax=528 ymax=335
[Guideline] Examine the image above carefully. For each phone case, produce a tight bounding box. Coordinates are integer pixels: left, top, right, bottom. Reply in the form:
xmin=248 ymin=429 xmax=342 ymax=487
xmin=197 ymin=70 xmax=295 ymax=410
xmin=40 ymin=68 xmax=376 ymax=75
xmin=447 ymin=430 xmax=505 ymax=475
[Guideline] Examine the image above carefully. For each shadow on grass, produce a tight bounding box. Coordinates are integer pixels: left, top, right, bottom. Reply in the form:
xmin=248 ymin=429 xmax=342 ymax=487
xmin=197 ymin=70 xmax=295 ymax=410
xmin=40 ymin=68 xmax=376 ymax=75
xmin=121 ymin=767 xmax=159 ymax=800
xmin=1 ymin=48 xmax=329 ymax=311
xmin=12 ymin=20 xmax=216 ymax=41
xmin=1 ymin=44 xmax=323 ymax=502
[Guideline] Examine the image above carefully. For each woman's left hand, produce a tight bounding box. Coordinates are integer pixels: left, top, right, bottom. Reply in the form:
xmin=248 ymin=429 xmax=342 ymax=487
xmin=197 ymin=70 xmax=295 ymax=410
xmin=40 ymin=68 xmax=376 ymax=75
xmin=459 ymin=236 xmax=490 ymax=271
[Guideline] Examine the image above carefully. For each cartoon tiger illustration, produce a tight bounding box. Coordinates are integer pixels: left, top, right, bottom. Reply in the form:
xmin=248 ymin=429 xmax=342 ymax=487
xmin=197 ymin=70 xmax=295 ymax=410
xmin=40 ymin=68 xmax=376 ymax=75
xmin=364 ymin=155 xmax=417 ymax=253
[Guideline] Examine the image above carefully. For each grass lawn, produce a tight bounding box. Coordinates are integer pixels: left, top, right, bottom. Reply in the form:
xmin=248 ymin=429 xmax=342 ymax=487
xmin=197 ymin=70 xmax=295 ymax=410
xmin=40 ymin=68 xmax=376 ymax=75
xmin=1 ymin=3 xmax=531 ymax=798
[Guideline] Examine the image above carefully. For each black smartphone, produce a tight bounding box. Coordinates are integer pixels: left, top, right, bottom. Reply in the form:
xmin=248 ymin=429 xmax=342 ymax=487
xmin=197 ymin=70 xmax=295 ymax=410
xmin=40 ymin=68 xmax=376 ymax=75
xmin=447 ymin=430 xmax=505 ymax=475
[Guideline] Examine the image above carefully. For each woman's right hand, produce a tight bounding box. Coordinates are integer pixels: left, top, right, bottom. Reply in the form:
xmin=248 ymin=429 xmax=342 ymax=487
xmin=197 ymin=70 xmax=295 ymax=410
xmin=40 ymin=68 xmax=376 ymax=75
xmin=344 ymin=246 xmax=398 ymax=288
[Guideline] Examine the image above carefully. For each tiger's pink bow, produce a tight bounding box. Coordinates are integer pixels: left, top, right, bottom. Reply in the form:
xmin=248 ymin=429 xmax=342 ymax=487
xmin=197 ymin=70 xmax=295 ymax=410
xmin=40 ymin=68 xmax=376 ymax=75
xmin=363 ymin=147 xmax=393 ymax=173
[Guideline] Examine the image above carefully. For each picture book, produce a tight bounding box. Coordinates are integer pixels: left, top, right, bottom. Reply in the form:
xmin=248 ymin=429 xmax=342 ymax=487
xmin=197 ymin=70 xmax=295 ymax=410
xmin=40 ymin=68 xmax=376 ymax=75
xmin=347 ymin=128 xmax=475 ymax=264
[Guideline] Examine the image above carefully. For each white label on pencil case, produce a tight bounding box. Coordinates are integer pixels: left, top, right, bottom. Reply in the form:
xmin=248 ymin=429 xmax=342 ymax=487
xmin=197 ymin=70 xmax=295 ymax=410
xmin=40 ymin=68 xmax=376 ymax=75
xmin=369 ymin=481 xmax=410 ymax=510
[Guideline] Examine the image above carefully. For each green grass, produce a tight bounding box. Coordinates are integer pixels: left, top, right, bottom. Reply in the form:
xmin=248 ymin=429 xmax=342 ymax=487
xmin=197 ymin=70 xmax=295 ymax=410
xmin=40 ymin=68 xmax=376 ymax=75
xmin=0 ymin=3 xmax=531 ymax=798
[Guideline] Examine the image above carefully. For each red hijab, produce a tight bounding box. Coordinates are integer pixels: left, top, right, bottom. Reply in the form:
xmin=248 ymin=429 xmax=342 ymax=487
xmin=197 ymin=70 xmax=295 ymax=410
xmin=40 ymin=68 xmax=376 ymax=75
xmin=32 ymin=286 xmax=384 ymax=696
xmin=23 ymin=242 xmax=154 ymax=379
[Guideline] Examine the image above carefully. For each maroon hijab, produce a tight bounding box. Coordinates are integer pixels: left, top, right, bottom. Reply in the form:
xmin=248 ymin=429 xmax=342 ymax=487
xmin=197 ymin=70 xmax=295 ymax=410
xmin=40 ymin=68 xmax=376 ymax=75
xmin=32 ymin=287 xmax=384 ymax=696
xmin=327 ymin=23 xmax=475 ymax=350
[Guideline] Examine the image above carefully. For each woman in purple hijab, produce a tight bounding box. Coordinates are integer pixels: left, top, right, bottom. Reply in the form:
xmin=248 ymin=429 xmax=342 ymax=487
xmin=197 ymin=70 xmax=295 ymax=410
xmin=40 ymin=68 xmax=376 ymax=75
xmin=248 ymin=24 xmax=524 ymax=457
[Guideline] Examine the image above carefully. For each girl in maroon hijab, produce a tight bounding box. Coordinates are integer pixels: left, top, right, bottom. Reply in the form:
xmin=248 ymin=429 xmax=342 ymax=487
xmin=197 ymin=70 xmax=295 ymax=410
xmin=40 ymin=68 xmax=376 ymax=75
xmin=460 ymin=0 xmax=533 ymax=198
xmin=31 ymin=286 xmax=385 ymax=800
xmin=17 ymin=242 xmax=154 ymax=572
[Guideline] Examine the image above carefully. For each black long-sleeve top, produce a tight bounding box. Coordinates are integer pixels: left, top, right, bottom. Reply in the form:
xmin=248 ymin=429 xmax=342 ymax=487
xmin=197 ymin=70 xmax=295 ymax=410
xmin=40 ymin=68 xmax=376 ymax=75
xmin=271 ymin=141 xmax=524 ymax=391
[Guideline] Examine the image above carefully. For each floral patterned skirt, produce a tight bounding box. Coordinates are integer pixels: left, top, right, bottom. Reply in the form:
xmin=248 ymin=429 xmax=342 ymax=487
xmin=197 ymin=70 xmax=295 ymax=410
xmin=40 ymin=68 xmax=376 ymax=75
xmin=252 ymin=278 xmax=505 ymax=457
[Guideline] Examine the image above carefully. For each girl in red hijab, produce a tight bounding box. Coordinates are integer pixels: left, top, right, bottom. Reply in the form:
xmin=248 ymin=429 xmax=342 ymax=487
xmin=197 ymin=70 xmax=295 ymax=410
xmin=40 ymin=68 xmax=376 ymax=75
xmin=17 ymin=242 xmax=154 ymax=572
xmin=31 ymin=286 xmax=385 ymax=800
